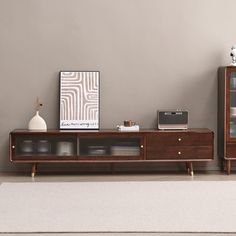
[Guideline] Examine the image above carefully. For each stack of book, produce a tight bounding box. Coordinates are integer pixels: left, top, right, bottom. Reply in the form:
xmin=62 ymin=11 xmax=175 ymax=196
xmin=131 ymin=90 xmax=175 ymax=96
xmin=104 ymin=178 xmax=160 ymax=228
xmin=117 ymin=125 xmax=140 ymax=132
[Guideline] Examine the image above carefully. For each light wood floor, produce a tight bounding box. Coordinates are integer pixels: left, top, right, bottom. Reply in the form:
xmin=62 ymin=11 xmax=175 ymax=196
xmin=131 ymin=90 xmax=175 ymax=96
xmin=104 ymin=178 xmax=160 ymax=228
xmin=1 ymin=170 xmax=236 ymax=182
xmin=1 ymin=232 xmax=236 ymax=236
xmin=1 ymin=234 xmax=235 ymax=236
xmin=1 ymin=171 xmax=236 ymax=236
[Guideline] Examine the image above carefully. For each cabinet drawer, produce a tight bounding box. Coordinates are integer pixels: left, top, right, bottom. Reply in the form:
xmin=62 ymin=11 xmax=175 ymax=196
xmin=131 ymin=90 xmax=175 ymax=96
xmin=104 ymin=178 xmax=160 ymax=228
xmin=147 ymin=133 xmax=212 ymax=146
xmin=147 ymin=146 xmax=213 ymax=160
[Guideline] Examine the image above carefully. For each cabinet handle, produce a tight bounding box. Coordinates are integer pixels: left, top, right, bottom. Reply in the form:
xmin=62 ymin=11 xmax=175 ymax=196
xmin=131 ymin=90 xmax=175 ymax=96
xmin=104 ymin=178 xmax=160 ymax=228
xmin=178 ymin=138 xmax=182 ymax=142
xmin=140 ymin=145 xmax=144 ymax=148
xmin=178 ymin=151 xmax=181 ymax=155
xmin=12 ymin=145 xmax=15 ymax=149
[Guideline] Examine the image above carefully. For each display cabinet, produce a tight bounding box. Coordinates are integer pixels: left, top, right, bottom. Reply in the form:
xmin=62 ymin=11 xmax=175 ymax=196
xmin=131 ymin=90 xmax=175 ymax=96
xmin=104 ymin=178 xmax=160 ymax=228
xmin=218 ymin=66 xmax=236 ymax=174
xmin=10 ymin=129 xmax=213 ymax=176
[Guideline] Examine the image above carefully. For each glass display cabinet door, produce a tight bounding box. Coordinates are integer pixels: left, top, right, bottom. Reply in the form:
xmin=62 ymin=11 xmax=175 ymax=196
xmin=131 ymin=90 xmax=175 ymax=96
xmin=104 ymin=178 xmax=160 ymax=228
xmin=230 ymin=71 xmax=236 ymax=138
xmin=11 ymin=134 xmax=77 ymax=160
xmin=78 ymin=136 xmax=144 ymax=160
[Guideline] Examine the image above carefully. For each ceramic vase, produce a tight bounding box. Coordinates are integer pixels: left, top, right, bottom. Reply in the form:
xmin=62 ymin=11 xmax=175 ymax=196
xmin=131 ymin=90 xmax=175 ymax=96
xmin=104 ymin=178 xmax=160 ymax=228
xmin=28 ymin=111 xmax=47 ymax=131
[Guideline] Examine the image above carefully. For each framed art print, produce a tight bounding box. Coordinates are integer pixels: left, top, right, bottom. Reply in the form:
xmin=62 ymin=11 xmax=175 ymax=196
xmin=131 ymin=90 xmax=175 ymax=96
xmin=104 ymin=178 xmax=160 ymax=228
xmin=59 ymin=71 xmax=100 ymax=129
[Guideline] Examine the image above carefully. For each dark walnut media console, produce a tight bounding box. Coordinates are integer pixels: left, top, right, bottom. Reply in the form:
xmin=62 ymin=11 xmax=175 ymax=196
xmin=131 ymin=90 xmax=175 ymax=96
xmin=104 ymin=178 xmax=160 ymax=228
xmin=9 ymin=129 xmax=214 ymax=177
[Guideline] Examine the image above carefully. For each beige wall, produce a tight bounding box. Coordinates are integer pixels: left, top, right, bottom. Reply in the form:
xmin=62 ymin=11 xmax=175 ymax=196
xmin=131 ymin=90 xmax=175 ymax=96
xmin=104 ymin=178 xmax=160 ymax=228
xmin=0 ymin=0 xmax=234 ymax=172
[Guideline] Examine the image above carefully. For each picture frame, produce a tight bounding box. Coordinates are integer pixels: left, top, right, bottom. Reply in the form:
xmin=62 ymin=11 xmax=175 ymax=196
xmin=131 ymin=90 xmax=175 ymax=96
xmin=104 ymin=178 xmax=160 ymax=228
xmin=59 ymin=71 xmax=100 ymax=129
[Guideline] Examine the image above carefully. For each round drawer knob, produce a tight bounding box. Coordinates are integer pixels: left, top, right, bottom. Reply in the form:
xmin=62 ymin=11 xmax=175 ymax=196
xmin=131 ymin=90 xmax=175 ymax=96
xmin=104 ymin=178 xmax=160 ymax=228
xmin=140 ymin=145 xmax=144 ymax=148
xmin=178 ymin=151 xmax=181 ymax=155
xmin=178 ymin=138 xmax=182 ymax=142
xmin=12 ymin=145 xmax=15 ymax=149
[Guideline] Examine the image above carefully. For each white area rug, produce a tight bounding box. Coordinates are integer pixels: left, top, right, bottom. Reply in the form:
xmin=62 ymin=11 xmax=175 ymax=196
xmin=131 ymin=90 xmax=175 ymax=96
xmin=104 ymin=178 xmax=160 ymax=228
xmin=0 ymin=181 xmax=236 ymax=233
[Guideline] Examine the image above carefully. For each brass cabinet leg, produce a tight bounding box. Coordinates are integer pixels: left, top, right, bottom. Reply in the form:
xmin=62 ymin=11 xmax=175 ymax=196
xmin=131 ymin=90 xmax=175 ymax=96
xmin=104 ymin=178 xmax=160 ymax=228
xmin=189 ymin=162 xmax=194 ymax=176
xmin=185 ymin=162 xmax=193 ymax=176
xmin=31 ymin=163 xmax=37 ymax=177
xmin=227 ymin=160 xmax=231 ymax=175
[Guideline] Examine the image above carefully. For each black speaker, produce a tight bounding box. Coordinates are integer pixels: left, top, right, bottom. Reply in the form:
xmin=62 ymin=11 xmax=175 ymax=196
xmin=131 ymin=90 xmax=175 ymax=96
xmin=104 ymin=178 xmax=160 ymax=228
xmin=157 ymin=110 xmax=188 ymax=130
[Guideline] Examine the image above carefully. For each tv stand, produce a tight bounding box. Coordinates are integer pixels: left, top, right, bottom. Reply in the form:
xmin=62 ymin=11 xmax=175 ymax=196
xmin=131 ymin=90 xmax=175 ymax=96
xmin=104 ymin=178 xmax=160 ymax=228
xmin=9 ymin=129 xmax=214 ymax=176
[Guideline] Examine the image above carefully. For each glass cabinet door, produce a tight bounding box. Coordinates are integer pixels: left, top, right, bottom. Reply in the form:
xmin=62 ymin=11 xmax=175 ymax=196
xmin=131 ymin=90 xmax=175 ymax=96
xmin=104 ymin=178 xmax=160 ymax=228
xmin=230 ymin=72 xmax=236 ymax=138
xmin=12 ymin=134 xmax=77 ymax=160
xmin=78 ymin=136 xmax=144 ymax=160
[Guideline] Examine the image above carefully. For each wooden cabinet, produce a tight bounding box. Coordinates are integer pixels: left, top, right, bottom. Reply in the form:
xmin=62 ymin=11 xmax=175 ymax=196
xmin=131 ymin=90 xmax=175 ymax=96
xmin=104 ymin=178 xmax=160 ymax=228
xmin=146 ymin=129 xmax=213 ymax=175
xmin=9 ymin=129 xmax=213 ymax=176
xmin=218 ymin=66 xmax=236 ymax=174
xmin=147 ymin=130 xmax=213 ymax=160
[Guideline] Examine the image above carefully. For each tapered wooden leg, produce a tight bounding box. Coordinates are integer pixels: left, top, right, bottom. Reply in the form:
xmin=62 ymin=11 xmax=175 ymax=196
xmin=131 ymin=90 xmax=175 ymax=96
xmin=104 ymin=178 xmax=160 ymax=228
xmin=31 ymin=163 xmax=37 ymax=177
xmin=189 ymin=162 xmax=194 ymax=176
xmin=190 ymin=162 xmax=194 ymax=176
xmin=185 ymin=162 xmax=193 ymax=176
xmin=227 ymin=160 xmax=231 ymax=175
xmin=185 ymin=162 xmax=190 ymax=174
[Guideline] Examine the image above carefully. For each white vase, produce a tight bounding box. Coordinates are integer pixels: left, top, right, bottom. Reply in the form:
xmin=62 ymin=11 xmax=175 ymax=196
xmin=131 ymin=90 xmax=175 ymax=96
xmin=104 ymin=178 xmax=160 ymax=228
xmin=28 ymin=111 xmax=47 ymax=131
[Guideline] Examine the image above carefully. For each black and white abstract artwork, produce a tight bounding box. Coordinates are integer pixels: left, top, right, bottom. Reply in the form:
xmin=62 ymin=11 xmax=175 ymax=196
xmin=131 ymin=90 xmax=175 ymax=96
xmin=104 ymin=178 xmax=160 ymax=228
xmin=59 ymin=71 xmax=100 ymax=129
